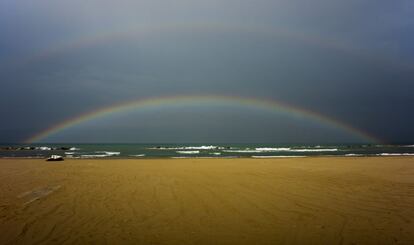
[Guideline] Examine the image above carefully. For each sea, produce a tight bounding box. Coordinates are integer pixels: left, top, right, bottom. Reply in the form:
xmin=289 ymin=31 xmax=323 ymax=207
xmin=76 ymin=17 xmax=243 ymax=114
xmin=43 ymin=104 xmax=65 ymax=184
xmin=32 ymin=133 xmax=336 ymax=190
xmin=1 ymin=143 xmax=414 ymax=159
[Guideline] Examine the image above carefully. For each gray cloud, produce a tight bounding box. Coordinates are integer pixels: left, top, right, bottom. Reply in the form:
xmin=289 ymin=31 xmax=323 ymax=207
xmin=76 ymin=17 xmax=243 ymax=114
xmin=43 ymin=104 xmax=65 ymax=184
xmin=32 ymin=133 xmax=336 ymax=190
xmin=1 ymin=0 xmax=413 ymax=143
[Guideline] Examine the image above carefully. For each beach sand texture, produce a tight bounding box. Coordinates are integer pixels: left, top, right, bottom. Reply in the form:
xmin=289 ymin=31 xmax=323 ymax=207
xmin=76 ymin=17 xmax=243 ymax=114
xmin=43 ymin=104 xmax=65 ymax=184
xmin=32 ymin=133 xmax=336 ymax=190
xmin=0 ymin=157 xmax=414 ymax=244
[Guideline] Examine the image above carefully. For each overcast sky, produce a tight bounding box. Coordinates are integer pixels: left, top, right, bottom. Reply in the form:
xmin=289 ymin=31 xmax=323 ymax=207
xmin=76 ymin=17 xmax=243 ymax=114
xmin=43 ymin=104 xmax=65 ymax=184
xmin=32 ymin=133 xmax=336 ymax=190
xmin=0 ymin=0 xmax=413 ymax=143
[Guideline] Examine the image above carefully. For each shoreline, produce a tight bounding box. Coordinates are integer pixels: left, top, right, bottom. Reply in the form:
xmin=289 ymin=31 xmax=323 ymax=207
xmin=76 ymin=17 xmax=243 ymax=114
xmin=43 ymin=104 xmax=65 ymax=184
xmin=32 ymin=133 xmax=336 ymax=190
xmin=1 ymin=155 xmax=414 ymax=160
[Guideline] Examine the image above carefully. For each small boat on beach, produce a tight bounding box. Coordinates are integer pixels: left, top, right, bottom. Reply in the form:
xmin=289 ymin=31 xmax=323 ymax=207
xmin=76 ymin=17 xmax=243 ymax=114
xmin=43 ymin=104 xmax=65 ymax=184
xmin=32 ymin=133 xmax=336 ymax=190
xmin=46 ymin=155 xmax=64 ymax=161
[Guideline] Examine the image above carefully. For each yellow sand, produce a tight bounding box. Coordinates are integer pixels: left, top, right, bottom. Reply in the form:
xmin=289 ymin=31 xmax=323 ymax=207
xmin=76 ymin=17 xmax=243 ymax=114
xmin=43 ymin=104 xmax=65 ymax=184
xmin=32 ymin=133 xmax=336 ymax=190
xmin=1 ymin=157 xmax=414 ymax=244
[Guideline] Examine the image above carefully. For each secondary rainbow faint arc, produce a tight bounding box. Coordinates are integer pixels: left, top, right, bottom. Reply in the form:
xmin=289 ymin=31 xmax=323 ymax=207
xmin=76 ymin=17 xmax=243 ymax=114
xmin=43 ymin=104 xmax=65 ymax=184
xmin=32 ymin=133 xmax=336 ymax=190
xmin=18 ymin=23 xmax=363 ymax=68
xmin=25 ymin=95 xmax=381 ymax=143
xmin=14 ymin=22 xmax=412 ymax=73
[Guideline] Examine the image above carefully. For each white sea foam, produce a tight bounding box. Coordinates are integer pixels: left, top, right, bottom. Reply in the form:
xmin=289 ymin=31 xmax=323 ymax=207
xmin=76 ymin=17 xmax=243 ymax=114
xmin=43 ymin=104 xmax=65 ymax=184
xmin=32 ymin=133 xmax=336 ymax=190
xmin=252 ymin=155 xmax=306 ymax=158
xmin=80 ymin=154 xmax=109 ymax=158
xmin=37 ymin=146 xmax=52 ymax=151
xmin=66 ymin=155 xmax=78 ymax=158
xmin=65 ymin=152 xmax=75 ymax=155
xmin=224 ymin=148 xmax=338 ymax=153
xmin=149 ymin=145 xmax=223 ymax=150
xmin=69 ymin=147 xmax=80 ymax=151
xmin=96 ymin=151 xmax=120 ymax=156
xmin=223 ymin=150 xmax=260 ymax=153
xmin=255 ymin=147 xmax=291 ymax=151
xmin=80 ymin=151 xmax=120 ymax=158
xmin=377 ymin=153 xmax=414 ymax=156
xmin=288 ymin=148 xmax=338 ymax=152
xmin=210 ymin=152 xmax=221 ymax=155
xmin=223 ymin=148 xmax=286 ymax=153
xmin=183 ymin=146 xmax=221 ymax=150
xmin=176 ymin=151 xmax=200 ymax=154
xmin=345 ymin=154 xmax=363 ymax=157
xmin=129 ymin=154 xmax=145 ymax=157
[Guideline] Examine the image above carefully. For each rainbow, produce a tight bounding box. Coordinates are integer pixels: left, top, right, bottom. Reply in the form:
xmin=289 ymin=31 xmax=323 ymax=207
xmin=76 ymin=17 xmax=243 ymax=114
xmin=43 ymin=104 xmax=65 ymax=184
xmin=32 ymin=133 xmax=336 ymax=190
xmin=25 ymin=94 xmax=381 ymax=143
xmin=17 ymin=23 xmax=370 ymax=68
xmin=12 ymin=22 xmax=410 ymax=74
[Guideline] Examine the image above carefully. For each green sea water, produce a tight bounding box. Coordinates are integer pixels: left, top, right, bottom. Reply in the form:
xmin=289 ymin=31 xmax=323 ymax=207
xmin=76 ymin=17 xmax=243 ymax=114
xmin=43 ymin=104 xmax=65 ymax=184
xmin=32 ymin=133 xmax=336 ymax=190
xmin=1 ymin=143 xmax=414 ymax=158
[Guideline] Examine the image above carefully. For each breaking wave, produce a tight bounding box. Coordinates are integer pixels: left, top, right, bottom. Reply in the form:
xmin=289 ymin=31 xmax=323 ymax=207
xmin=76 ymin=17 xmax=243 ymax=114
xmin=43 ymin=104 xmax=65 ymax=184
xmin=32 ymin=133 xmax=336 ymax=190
xmin=377 ymin=153 xmax=414 ymax=156
xmin=80 ymin=154 xmax=110 ymax=158
xmin=38 ymin=146 xmax=52 ymax=151
xmin=223 ymin=150 xmax=261 ymax=153
xmin=251 ymin=156 xmax=306 ymax=158
xmin=31 ymin=146 xmax=81 ymax=151
xmin=80 ymin=151 xmax=121 ymax=158
xmin=224 ymin=148 xmax=338 ymax=153
xmin=96 ymin=151 xmax=120 ymax=156
xmin=129 ymin=154 xmax=145 ymax=157
xmin=176 ymin=151 xmax=200 ymax=154
xmin=288 ymin=148 xmax=338 ymax=152
xmin=149 ymin=145 xmax=225 ymax=150
xmin=210 ymin=152 xmax=222 ymax=155
xmin=255 ymin=147 xmax=291 ymax=151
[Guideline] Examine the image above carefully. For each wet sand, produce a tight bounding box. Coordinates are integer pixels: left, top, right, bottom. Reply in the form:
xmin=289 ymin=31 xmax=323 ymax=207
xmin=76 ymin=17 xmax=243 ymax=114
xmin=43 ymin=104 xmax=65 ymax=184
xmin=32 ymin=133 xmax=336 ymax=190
xmin=0 ymin=157 xmax=414 ymax=244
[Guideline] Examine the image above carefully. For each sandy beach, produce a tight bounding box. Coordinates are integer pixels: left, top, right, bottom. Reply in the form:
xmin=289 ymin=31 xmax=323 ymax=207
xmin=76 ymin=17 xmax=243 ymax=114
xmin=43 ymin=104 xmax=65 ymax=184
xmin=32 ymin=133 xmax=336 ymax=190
xmin=0 ymin=157 xmax=413 ymax=244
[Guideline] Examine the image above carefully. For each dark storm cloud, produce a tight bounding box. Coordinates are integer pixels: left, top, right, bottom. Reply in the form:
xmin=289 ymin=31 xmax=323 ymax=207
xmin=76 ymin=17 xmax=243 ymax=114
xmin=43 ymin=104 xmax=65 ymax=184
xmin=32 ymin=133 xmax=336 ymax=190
xmin=0 ymin=0 xmax=413 ymax=143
